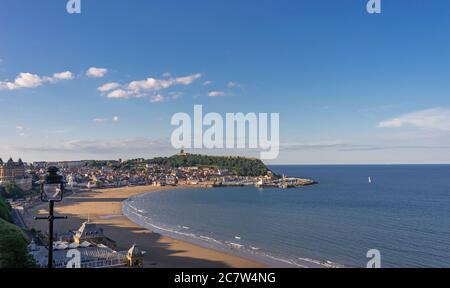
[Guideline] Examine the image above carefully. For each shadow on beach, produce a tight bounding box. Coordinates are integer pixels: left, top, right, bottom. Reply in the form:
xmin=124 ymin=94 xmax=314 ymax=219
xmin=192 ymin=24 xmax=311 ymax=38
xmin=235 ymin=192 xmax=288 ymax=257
xmin=23 ymin=188 xmax=259 ymax=268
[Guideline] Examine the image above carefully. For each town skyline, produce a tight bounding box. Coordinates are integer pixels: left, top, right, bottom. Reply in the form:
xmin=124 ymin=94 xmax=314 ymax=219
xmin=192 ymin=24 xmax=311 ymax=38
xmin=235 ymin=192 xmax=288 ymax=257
xmin=1 ymin=1 xmax=450 ymax=164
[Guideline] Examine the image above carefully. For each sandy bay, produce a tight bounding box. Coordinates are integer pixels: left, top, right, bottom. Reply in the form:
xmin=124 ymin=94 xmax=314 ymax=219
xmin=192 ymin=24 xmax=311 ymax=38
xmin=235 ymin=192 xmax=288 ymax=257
xmin=23 ymin=185 xmax=264 ymax=268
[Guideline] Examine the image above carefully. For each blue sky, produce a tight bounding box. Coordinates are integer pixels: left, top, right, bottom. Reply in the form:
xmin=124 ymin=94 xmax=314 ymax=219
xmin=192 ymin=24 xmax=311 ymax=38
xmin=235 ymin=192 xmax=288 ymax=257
xmin=0 ymin=0 xmax=449 ymax=163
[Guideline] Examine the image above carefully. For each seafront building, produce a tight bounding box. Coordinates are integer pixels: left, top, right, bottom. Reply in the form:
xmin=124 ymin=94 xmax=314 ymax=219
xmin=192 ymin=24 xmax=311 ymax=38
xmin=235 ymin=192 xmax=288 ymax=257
xmin=73 ymin=221 xmax=117 ymax=248
xmin=25 ymin=158 xmax=313 ymax=191
xmin=28 ymin=241 xmax=144 ymax=268
xmin=28 ymin=221 xmax=144 ymax=268
xmin=0 ymin=158 xmax=25 ymax=181
xmin=0 ymin=158 xmax=32 ymax=190
xmin=0 ymin=155 xmax=314 ymax=206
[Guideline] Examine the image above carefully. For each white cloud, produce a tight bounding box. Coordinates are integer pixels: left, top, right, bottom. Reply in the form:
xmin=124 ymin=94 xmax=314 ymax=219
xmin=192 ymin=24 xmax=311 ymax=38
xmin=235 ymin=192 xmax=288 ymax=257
xmin=169 ymin=91 xmax=183 ymax=100
xmin=175 ymin=73 xmax=202 ymax=85
xmin=227 ymin=81 xmax=239 ymax=88
xmin=208 ymin=91 xmax=227 ymax=97
xmin=281 ymin=140 xmax=348 ymax=151
xmin=0 ymin=71 xmax=74 ymax=91
xmin=378 ymin=108 xmax=450 ymax=131
xmin=128 ymin=73 xmax=201 ymax=92
xmin=16 ymin=138 xmax=172 ymax=154
xmin=203 ymin=80 xmax=212 ymax=86
xmin=98 ymin=82 xmax=121 ymax=92
xmin=103 ymin=73 xmax=201 ymax=100
xmin=16 ymin=126 xmax=25 ymax=131
xmin=4 ymin=73 xmax=45 ymax=89
xmin=86 ymin=67 xmax=108 ymax=78
xmin=128 ymin=78 xmax=164 ymax=91
xmin=53 ymin=71 xmax=74 ymax=80
xmin=150 ymin=94 xmax=165 ymax=103
xmin=106 ymin=89 xmax=134 ymax=99
xmin=94 ymin=116 xmax=120 ymax=123
xmin=15 ymin=125 xmax=28 ymax=137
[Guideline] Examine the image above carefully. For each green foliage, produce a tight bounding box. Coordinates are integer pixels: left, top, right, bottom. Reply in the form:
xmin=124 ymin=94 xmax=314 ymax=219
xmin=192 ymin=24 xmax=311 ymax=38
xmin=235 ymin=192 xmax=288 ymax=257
xmin=84 ymin=160 xmax=119 ymax=169
xmin=0 ymin=218 xmax=34 ymax=268
xmin=148 ymin=154 xmax=270 ymax=176
xmin=83 ymin=154 xmax=271 ymax=176
xmin=117 ymin=159 xmax=147 ymax=172
xmin=1 ymin=182 xmax=25 ymax=200
xmin=0 ymin=196 xmax=11 ymax=222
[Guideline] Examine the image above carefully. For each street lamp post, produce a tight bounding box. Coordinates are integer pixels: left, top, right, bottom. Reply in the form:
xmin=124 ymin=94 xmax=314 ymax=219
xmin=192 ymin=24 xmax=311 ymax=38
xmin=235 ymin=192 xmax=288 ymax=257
xmin=35 ymin=166 xmax=67 ymax=268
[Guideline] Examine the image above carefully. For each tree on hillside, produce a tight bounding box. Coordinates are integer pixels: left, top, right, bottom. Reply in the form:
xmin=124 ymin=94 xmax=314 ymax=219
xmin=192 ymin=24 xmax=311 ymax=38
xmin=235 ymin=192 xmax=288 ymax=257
xmin=1 ymin=182 xmax=25 ymax=200
xmin=0 ymin=197 xmax=11 ymax=222
xmin=0 ymin=219 xmax=35 ymax=268
xmin=147 ymin=154 xmax=270 ymax=176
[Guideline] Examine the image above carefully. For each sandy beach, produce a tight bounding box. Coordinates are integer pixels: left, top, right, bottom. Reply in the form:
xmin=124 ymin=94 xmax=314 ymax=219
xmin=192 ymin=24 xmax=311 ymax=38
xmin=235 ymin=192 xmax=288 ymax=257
xmin=23 ymin=185 xmax=265 ymax=268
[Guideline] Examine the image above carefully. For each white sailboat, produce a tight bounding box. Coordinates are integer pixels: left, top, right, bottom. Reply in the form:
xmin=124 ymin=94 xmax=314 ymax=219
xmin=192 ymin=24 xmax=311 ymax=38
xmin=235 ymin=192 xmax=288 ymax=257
xmin=368 ymin=177 xmax=372 ymax=184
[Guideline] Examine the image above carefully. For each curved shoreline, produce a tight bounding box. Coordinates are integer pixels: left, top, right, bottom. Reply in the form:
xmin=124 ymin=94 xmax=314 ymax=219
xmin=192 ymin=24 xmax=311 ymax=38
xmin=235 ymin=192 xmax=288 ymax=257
xmin=123 ymin=192 xmax=290 ymax=268
xmin=121 ymin=187 xmax=334 ymax=268
xmin=23 ymin=185 xmax=265 ymax=268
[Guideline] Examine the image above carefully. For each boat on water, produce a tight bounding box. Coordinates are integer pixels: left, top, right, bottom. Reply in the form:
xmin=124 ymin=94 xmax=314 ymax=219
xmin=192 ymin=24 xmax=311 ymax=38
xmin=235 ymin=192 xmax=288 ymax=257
xmin=368 ymin=177 xmax=372 ymax=184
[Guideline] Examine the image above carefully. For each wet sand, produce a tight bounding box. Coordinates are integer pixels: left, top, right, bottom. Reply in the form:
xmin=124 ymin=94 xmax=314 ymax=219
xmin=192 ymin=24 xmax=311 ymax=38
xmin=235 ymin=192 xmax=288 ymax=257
xmin=23 ymin=185 xmax=265 ymax=268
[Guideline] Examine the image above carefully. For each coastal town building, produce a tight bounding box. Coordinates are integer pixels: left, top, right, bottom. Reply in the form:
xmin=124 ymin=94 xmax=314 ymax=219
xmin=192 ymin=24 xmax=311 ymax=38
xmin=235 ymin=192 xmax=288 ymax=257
xmin=0 ymin=158 xmax=32 ymax=190
xmin=15 ymin=154 xmax=314 ymax=196
xmin=28 ymin=240 xmax=144 ymax=268
xmin=0 ymin=158 xmax=25 ymax=181
xmin=29 ymin=222 xmax=145 ymax=268
xmin=127 ymin=244 xmax=144 ymax=268
xmin=74 ymin=221 xmax=117 ymax=249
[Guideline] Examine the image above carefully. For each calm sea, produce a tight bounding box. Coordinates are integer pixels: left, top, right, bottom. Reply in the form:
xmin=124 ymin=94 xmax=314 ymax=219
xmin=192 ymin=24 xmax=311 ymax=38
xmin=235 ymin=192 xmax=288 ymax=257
xmin=123 ymin=165 xmax=450 ymax=268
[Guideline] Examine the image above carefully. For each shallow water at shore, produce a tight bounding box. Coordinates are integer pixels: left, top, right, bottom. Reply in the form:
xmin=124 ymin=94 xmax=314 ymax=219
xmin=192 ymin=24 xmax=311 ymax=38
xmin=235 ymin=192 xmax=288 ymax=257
xmin=123 ymin=196 xmax=329 ymax=268
xmin=123 ymin=165 xmax=450 ymax=268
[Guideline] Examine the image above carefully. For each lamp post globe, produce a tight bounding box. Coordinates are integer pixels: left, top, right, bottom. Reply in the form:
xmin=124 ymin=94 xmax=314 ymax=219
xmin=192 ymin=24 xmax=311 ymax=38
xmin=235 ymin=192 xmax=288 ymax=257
xmin=40 ymin=166 xmax=64 ymax=202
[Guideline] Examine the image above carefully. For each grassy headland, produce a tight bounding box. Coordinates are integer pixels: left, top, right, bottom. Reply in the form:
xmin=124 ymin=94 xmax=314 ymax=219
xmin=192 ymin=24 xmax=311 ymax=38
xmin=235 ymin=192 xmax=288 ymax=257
xmin=85 ymin=154 xmax=271 ymax=177
xmin=0 ymin=196 xmax=33 ymax=268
